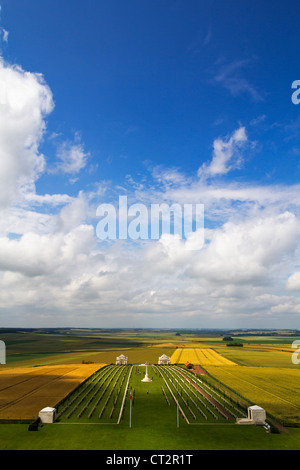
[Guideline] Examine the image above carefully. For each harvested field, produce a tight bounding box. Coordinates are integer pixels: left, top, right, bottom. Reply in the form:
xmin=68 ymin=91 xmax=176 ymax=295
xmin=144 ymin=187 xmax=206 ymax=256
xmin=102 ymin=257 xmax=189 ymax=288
xmin=0 ymin=364 xmax=104 ymax=419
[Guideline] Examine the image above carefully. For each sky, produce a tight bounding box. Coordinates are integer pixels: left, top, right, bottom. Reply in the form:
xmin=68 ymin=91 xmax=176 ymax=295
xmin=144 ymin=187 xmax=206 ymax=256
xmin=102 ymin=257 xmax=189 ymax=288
xmin=1 ymin=0 xmax=300 ymax=329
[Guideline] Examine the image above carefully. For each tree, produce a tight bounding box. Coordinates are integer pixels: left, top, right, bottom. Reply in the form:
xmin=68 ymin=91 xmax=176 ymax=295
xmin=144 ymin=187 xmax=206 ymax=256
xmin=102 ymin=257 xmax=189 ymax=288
xmin=223 ymin=336 xmax=233 ymax=341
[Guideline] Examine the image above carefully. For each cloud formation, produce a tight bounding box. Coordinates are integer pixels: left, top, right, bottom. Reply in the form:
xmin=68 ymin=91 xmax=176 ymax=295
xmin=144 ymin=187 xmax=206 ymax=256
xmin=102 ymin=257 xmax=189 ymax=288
xmin=198 ymin=127 xmax=248 ymax=179
xmin=0 ymin=59 xmax=54 ymax=209
xmin=0 ymin=57 xmax=300 ymax=328
xmin=54 ymin=137 xmax=90 ymax=176
xmin=213 ymin=58 xmax=264 ymax=102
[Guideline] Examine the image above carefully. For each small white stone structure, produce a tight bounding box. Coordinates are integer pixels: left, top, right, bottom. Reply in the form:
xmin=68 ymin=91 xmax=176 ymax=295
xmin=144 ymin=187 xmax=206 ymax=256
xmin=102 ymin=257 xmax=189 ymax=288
xmin=248 ymin=405 xmax=266 ymax=424
xmin=39 ymin=407 xmax=56 ymax=423
xmin=0 ymin=340 xmax=5 ymax=364
xmin=158 ymin=354 xmax=171 ymax=365
xmin=141 ymin=362 xmax=152 ymax=382
xmin=236 ymin=405 xmax=266 ymax=425
xmin=116 ymin=354 xmax=128 ymax=365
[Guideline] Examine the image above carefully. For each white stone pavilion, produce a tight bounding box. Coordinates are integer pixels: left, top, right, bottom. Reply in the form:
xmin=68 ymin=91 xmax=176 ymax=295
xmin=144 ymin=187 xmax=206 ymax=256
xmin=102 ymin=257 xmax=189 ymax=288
xmin=158 ymin=354 xmax=171 ymax=365
xmin=236 ymin=405 xmax=266 ymax=425
xmin=116 ymin=354 xmax=128 ymax=365
xmin=39 ymin=407 xmax=56 ymax=423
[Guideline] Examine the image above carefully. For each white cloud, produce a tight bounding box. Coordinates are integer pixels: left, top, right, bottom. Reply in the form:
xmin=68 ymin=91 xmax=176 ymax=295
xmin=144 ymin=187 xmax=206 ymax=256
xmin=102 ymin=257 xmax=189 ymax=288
xmin=0 ymin=206 xmax=55 ymax=237
xmin=0 ymin=27 xmax=8 ymax=42
xmin=186 ymin=212 xmax=300 ymax=285
xmin=0 ymin=223 xmax=96 ymax=278
xmin=0 ymin=83 xmax=300 ymax=329
xmin=55 ymin=191 xmax=91 ymax=232
xmin=198 ymin=127 xmax=248 ymax=179
xmin=213 ymin=58 xmax=264 ymax=102
xmin=0 ymin=59 xmax=54 ymax=209
xmin=1 ymin=203 xmax=300 ymax=327
xmin=22 ymin=191 xmax=73 ymax=207
xmin=54 ymin=138 xmax=89 ymax=175
xmin=286 ymin=272 xmax=300 ymax=291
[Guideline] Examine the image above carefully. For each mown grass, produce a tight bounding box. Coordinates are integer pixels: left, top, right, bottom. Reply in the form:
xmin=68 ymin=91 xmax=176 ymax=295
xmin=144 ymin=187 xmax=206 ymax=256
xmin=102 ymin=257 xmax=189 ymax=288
xmin=1 ymin=421 xmax=300 ymax=450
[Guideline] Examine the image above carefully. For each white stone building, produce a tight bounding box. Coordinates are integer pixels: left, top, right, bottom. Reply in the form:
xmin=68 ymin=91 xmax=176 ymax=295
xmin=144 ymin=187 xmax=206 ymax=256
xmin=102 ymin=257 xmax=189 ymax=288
xmin=248 ymin=405 xmax=266 ymax=424
xmin=236 ymin=405 xmax=266 ymax=425
xmin=158 ymin=354 xmax=171 ymax=365
xmin=116 ymin=354 xmax=128 ymax=365
xmin=39 ymin=407 xmax=56 ymax=423
xmin=0 ymin=340 xmax=5 ymax=364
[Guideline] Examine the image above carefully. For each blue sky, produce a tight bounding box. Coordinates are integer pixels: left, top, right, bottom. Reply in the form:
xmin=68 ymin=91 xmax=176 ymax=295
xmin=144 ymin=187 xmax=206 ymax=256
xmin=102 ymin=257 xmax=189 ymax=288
xmin=1 ymin=0 xmax=300 ymax=328
xmin=4 ymin=0 xmax=300 ymax=187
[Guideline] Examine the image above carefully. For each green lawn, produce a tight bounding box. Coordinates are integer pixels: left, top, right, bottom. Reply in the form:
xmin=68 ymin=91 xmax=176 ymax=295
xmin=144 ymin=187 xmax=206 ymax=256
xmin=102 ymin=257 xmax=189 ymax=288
xmin=0 ymin=422 xmax=300 ymax=450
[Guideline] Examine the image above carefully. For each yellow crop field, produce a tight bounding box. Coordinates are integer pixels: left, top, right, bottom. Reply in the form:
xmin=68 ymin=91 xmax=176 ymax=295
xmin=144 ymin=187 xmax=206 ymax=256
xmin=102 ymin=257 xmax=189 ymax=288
xmin=205 ymin=365 xmax=300 ymax=425
xmin=170 ymin=348 xmax=237 ymax=366
xmin=0 ymin=363 xmax=104 ymax=419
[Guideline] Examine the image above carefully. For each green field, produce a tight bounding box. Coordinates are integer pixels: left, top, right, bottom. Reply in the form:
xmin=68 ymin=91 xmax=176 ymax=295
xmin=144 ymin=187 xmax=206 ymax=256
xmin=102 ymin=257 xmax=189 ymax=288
xmin=1 ymin=421 xmax=300 ymax=450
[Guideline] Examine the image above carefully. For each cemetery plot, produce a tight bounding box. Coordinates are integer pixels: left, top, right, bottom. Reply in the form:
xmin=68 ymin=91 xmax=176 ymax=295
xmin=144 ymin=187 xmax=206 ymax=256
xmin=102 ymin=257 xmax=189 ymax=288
xmin=153 ymin=365 xmax=247 ymax=424
xmin=56 ymin=364 xmax=133 ymax=424
xmin=56 ymin=364 xmax=247 ymax=426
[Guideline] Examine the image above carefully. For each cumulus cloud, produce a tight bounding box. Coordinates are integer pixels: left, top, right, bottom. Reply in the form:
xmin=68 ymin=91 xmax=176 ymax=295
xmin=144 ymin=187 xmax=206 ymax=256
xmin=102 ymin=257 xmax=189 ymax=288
xmin=1 ymin=199 xmax=300 ymax=327
xmin=0 ymin=59 xmax=54 ymax=209
xmin=186 ymin=212 xmax=300 ymax=285
xmin=0 ymin=223 xmax=96 ymax=278
xmin=286 ymin=272 xmax=300 ymax=291
xmin=0 ymin=79 xmax=300 ymax=329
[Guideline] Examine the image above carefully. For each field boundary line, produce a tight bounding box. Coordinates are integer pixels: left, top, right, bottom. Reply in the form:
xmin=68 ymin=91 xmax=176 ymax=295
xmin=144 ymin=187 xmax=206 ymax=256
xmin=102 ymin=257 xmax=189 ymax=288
xmin=189 ymin=423 xmax=238 ymax=426
xmin=55 ymin=422 xmax=118 ymax=425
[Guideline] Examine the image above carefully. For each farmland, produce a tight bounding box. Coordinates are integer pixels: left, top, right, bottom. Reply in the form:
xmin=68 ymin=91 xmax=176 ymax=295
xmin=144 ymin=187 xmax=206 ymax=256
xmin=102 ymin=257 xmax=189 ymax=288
xmin=0 ymin=328 xmax=300 ymax=450
xmin=170 ymin=348 xmax=237 ymax=366
xmin=0 ymin=364 xmax=102 ymax=419
xmin=204 ymin=365 xmax=300 ymax=426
